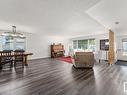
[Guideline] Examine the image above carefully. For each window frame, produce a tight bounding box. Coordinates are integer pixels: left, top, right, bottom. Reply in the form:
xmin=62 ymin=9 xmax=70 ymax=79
xmin=122 ymin=39 xmax=127 ymax=56
xmin=73 ymin=39 xmax=96 ymax=52
xmin=1 ymin=35 xmax=26 ymax=51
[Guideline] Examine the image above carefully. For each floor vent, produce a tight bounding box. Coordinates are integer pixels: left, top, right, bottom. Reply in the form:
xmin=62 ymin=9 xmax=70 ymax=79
xmin=124 ymin=82 xmax=127 ymax=93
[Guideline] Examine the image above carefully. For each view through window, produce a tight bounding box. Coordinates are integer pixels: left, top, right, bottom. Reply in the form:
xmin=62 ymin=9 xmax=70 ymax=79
xmin=122 ymin=39 xmax=127 ymax=56
xmin=73 ymin=39 xmax=95 ymax=52
xmin=1 ymin=35 xmax=26 ymax=51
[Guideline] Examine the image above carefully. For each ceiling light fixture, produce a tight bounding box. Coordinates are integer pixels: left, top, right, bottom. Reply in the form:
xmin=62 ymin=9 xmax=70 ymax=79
xmin=2 ymin=26 xmax=25 ymax=38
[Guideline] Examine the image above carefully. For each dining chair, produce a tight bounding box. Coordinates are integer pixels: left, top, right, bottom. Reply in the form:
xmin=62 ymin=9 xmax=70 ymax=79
xmin=14 ymin=50 xmax=25 ymax=67
xmin=0 ymin=50 xmax=13 ymax=70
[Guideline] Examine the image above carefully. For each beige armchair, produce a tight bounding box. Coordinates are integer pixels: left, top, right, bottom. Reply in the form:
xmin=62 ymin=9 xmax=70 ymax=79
xmin=72 ymin=52 xmax=95 ymax=68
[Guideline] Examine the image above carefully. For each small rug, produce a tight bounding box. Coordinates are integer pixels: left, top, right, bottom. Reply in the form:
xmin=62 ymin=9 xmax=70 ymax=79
xmin=58 ymin=56 xmax=72 ymax=64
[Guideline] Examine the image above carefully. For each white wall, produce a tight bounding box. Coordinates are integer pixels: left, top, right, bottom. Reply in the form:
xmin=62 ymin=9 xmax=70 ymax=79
xmin=26 ymin=33 xmax=69 ymax=60
xmin=70 ymin=33 xmax=109 ymax=62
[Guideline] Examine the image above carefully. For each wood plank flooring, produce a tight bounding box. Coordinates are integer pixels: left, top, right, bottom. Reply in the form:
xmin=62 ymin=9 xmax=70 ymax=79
xmin=0 ymin=58 xmax=127 ymax=95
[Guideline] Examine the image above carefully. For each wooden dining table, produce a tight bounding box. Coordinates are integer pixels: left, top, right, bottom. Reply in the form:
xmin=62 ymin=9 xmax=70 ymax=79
xmin=0 ymin=52 xmax=33 ymax=66
xmin=19 ymin=53 xmax=33 ymax=66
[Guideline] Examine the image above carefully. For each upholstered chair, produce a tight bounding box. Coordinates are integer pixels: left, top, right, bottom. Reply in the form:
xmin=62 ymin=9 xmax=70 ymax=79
xmin=72 ymin=52 xmax=95 ymax=68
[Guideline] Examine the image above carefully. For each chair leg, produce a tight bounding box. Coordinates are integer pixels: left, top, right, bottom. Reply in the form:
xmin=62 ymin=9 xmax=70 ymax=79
xmin=0 ymin=65 xmax=2 ymax=70
xmin=22 ymin=62 xmax=24 ymax=68
xmin=14 ymin=62 xmax=16 ymax=67
xmin=10 ymin=62 xmax=13 ymax=68
xmin=14 ymin=62 xmax=24 ymax=68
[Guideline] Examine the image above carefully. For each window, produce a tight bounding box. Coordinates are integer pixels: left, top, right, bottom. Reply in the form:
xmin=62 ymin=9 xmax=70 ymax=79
xmin=88 ymin=39 xmax=96 ymax=52
xmin=122 ymin=39 xmax=127 ymax=56
xmin=73 ymin=40 xmax=78 ymax=49
xmin=2 ymin=36 xmax=14 ymax=50
xmin=78 ymin=40 xmax=88 ymax=50
xmin=1 ymin=35 xmax=26 ymax=51
xmin=73 ymin=39 xmax=95 ymax=52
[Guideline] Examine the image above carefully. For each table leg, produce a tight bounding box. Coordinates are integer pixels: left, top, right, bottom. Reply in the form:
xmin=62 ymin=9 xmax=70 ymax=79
xmin=24 ymin=55 xmax=28 ymax=66
xmin=0 ymin=65 xmax=2 ymax=70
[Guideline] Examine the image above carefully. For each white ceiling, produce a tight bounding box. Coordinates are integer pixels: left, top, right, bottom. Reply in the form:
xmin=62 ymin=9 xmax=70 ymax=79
xmin=0 ymin=0 xmax=126 ymax=38
xmin=87 ymin=0 xmax=127 ymax=35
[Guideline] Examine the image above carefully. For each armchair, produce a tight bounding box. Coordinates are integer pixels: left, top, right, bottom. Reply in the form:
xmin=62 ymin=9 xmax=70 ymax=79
xmin=72 ymin=52 xmax=95 ymax=68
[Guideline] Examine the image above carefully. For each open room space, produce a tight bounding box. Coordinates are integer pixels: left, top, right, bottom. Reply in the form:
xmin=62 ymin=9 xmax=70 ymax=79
xmin=0 ymin=0 xmax=127 ymax=95
xmin=0 ymin=59 xmax=127 ymax=95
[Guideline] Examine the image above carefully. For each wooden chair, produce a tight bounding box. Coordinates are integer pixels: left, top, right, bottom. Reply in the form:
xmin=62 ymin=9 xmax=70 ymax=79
xmin=14 ymin=50 xmax=25 ymax=67
xmin=0 ymin=50 xmax=13 ymax=70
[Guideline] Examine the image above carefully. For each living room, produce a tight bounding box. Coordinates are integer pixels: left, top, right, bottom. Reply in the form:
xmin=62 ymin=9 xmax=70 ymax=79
xmin=0 ymin=0 xmax=127 ymax=95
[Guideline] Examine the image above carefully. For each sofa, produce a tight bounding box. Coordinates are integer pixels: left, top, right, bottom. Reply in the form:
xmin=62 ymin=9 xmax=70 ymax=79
xmin=72 ymin=52 xmax=95 ymax=68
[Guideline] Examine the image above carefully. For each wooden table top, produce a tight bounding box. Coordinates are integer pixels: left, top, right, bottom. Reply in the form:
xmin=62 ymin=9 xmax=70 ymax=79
xmin=0 ymin=52 xmax=33 ymax=57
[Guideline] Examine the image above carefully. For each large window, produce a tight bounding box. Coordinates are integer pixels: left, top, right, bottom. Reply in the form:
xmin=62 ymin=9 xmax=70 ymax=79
xmin=73 ymin=39 xmax=95 ymax=52
xmin=78 ymin=40 xmax=88 ymax=50
xmin=73 ymin=40 xmax=78 ymax=49
xmin=122 ymin=39 xmax=127 ymax=56
xmin=1 ymin=35 xmax=26 ymax=51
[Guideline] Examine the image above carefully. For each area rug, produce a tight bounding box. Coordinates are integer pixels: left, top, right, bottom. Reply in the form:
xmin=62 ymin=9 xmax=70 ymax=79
xmin=58 ymin=56 xmax=72 ymax=64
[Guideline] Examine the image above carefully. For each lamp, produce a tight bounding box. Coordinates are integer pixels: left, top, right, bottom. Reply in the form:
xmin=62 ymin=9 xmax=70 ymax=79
xmin=2 ymin=26 xmax=25 ymax=38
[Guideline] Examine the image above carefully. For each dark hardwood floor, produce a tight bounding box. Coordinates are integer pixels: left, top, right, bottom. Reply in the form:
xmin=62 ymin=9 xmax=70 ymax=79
xmin=0 ymin=58 xmax=127 ymax=95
